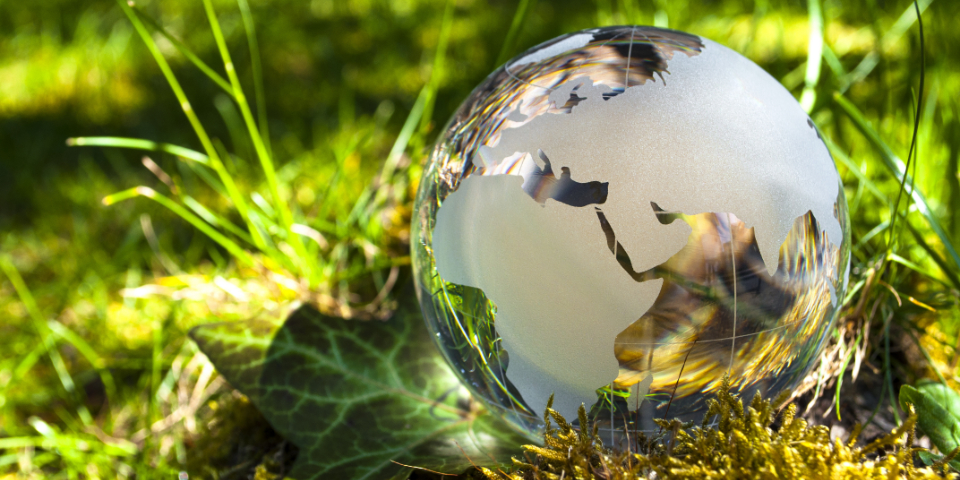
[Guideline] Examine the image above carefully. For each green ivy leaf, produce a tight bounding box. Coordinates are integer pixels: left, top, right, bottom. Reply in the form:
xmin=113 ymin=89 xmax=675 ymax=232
xmin=900 ymin=384 xmax=960 ymax=456
xmin=917 ymin=380 xmax=960 ymax=423
xmin=190 ymin=294 xmax=528 ymax=479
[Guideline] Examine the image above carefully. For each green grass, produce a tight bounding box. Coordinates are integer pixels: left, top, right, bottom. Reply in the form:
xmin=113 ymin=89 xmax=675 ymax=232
xmin=1 ymin=0 xmax=959 ymax=477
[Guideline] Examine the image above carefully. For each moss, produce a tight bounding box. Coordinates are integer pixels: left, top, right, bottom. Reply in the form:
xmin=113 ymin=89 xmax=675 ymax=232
xmin=184 ymin=393 xmax=297 ymax=479
xmin=482 ymin=377 xmax=955 ymax=480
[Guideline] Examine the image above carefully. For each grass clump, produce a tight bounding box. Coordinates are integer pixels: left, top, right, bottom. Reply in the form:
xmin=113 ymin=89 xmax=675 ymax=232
xmin=68 ymin=0 xmax=425 ymax=322
xmin=483 ymin=377 xmax=955 ymax=480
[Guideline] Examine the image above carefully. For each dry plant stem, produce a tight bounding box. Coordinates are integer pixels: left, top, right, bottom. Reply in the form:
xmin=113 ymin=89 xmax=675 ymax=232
xmin=129 ymin=352 xmax=223 ymax=444
xmin=659 ymin=338 xmax=697 ymax=434
xmin=104 ymin=187 xmax=255 ymax=266
xmin=390 ymin=460 xmax=458 ymax=476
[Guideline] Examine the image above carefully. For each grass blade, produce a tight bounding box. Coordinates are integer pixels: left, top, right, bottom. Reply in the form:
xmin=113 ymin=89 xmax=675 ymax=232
xmin=45 ymin=320 xmax=118 ymax=406
xmin=251 ymin=192 xmax=277 ymax=220
xmin=833 ymin=93 xmax=960 ymax=273
xmin=842 ymin=0 xmax=933 ymax=91
xmin=0 ymin=437 xmax=45 ymax=450
xmin=214 ymin=95 xmax=254 ymax=161
xmin=856 ymin=219 xmax=889 ymax=253
xmin=67 ymin=136 xmax=209 ymax=165
xmin=822 ymin=44 xmax=848 ymax=80
xmin=0 ymin=257 xmax=93 ymax=426
xmin=383 ymin=89 xmax=428 ymax=185
xmin=349 ymin=87 xmax=428 ymax=226
xmin=904 ymin=220 xmax=960 ymax=289
xmin=825 ymin=139 xmax=887 ymax=204
xmin=102 ymin=187 xmax=255 ymax=267
xmin=116 ymin=0 xmax=269 ymax=253
xmin=128 ymin=4 xmax=232 ymax=93
xmin=833 ymin=328 xmax=863 ymax=420
xmin=799 ymin=0 xmax=823 ymax=112
xmin=495 ymin=0 xmax=536 ymax=68
xmin=888 ymin=253 xmax=951 ymax=288
xmin=181 ymin=195 xmax=254 ymax=245
xmin=11 ymin=342 xmax=45 ymax=385
xmin=347 ymin=0 xmax=452 ymax=229
xmin=883 ymin=307 xmax=901 ymax=425
xmin=182 ymin=159 xmax=229 ymax=198
xmin=200 ymin=0 xmax=310 ymax=280
xmin=886 ymin=1 xmax=924 ymax=253
xmin=71 ymin=136 xmax=234 ymax=200
xmin=419 ymin=0 xmax=456 ymax=135
xmin=237 ymin=0 xmax=272 ymax=158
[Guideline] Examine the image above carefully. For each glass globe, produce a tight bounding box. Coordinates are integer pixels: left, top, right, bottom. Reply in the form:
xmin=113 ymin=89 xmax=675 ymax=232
xmin=412 ymin=26 xmax=850 ymax=446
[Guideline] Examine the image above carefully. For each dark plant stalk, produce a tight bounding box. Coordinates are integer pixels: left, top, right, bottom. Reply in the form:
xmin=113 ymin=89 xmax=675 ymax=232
xmin=659 ymin=338 xmax=697 ymax=434
xmin=886 ymin=0 xmax=925 ymax=252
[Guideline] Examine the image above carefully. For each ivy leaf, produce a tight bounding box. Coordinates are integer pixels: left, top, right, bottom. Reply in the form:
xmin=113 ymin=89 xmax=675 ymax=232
xmin=900 ymin=384 xmax=960 ymax=456
xmin=911 ymin=381 xmax=960 ymax=472
xmin=190 ymin=293 xmax=528 ymax=480
xmin=917 ymin=380 xmax=960 ymax=423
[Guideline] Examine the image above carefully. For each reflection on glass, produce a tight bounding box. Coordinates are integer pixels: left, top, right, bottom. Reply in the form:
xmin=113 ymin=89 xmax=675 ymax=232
xmin=412 ymin=26 xmax=850 ymax=444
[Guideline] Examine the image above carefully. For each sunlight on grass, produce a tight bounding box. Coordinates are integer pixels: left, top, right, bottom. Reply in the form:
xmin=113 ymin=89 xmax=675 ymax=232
xmin=2 ymin=0 xmax=959 ymax=476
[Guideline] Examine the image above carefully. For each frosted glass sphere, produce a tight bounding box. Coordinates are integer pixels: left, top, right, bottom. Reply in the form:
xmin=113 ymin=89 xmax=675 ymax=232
xmin=412 ymin=26 xmax=850 ymax=444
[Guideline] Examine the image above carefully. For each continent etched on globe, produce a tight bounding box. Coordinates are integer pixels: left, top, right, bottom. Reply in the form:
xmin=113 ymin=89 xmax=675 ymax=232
xmin=414 ymin=26 xmax=850 ymax=438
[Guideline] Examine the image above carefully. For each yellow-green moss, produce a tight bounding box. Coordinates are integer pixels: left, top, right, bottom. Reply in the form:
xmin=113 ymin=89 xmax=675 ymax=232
xmin=483 ymin=378 xmax=955 ymax=480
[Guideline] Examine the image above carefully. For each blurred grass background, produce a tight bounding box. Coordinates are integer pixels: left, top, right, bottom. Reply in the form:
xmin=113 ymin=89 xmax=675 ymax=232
xmin=0 ymin=0 xmax=958 ymax=477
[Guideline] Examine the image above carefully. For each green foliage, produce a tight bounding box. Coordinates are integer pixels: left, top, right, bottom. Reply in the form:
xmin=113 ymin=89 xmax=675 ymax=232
xmin=190 ymin=294 xmax=529 ymax=479
xmin=0 ymin=256 xmax=186 ymax=477
xmin=2 ymin=0 xmax=960 ymax=477
xmin=484 ymin=378 xmax=953 ymax=480
xmin=66 ymin=0 xmax=422 ymax=318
